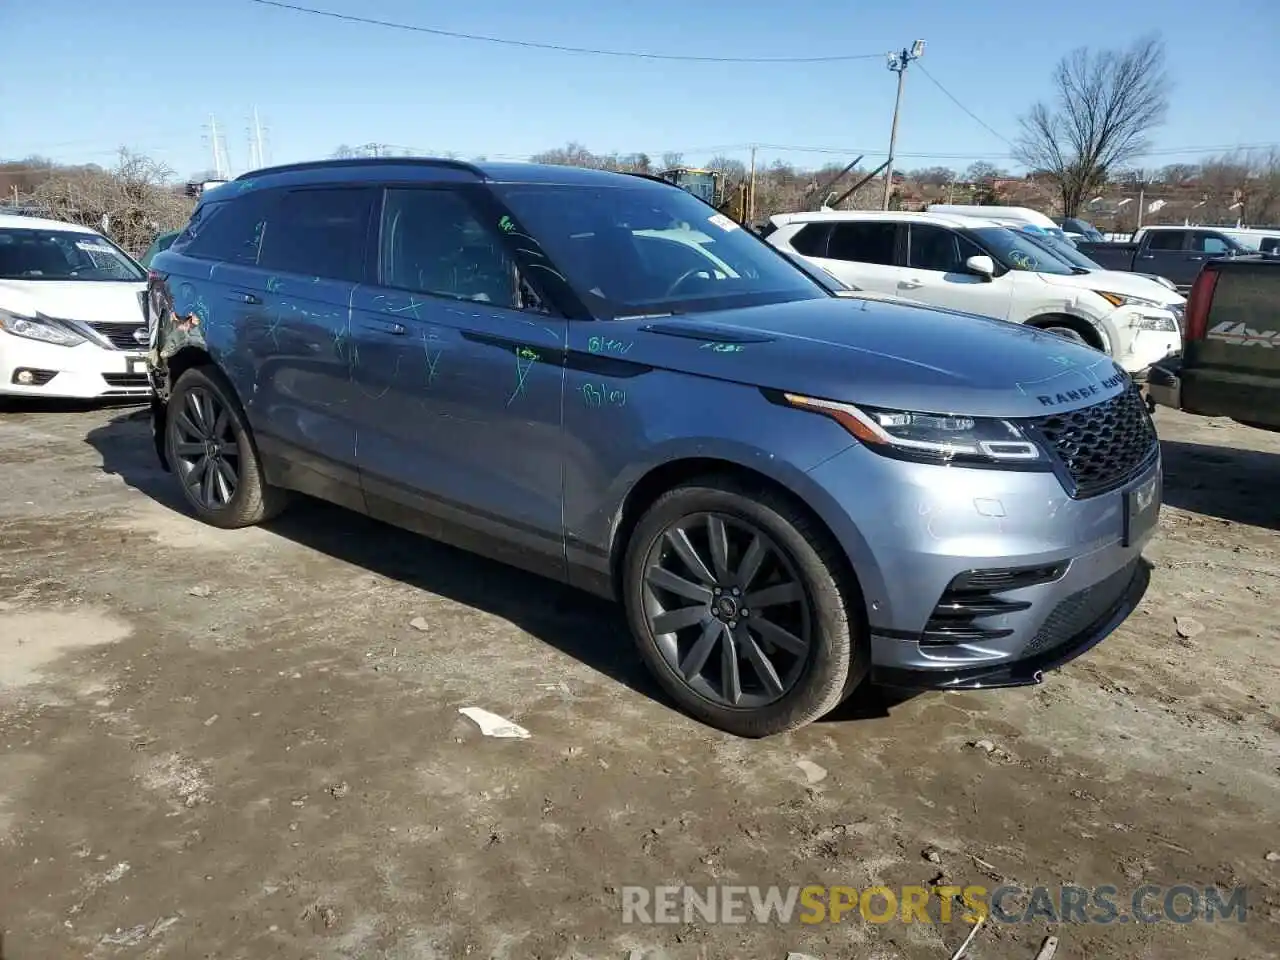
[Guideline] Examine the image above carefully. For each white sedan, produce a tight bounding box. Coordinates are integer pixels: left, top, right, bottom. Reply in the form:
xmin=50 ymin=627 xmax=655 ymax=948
xmin=0 ymin=214 xmax=150 ymax=399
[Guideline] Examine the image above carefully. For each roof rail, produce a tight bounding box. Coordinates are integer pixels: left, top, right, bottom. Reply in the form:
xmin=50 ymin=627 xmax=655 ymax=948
xmin=234 ymin=156 xmax=486 ymax=182
xmin=620 ymin=171 xmax=677 ymax=188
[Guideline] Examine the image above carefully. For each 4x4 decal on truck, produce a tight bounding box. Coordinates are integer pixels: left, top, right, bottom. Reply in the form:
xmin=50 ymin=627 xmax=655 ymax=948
xmin=1207 ymin=320 xmax=1279 ymax=347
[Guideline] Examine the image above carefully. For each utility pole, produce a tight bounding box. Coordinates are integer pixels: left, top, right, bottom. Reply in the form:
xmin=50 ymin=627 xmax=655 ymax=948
xmin=250 ymin=106 xmax=266 ymax=170
xmin=747 ymin=145 xmax=757 ymax=224
xmin=208 ymin=115 xmax=225 ymax=179
xmin=882 ymin=40 xmax=926 ymax=210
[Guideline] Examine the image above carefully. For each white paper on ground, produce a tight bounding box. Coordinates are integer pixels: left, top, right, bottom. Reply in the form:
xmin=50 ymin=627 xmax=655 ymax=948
xmin=458 ymin=707 xmax=531 ymax=739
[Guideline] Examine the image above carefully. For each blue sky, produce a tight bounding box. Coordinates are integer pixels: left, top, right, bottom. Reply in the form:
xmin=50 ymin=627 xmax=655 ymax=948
xmin=2 ymin=0 xmax=1277 ymax=179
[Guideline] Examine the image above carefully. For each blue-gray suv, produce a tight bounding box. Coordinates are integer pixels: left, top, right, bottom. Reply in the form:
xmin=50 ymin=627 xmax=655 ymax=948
xmin=145 ymin=159 xmax=1161 ymax=737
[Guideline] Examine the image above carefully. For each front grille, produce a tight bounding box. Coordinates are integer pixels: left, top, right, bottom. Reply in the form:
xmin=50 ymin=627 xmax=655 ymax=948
xmin=102 ymin=373 xmax=149 ymax=388
xmin=1030 ymin=385 xmax=1158 ymax=498
xmin=1022 ymin=559 xmax=1139 ymax=658
xmin=87 ymin=321 xmax=145 ymax=350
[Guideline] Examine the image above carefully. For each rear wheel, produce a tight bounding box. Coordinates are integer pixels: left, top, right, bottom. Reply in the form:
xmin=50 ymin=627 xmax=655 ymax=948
xmin=165 ymin=366 xmax=288 ymax=528
xmin=622 ymin=478 xmax=867 ymax=737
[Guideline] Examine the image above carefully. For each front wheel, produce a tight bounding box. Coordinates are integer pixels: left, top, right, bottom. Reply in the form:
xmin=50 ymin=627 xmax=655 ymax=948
xmin=622 ymin=478 xmax=868 ymax=737
xmin=165 ymin=366 xmax=289 ymax=529
xmin=1041 ymin=325 xmax=1091 ymax=347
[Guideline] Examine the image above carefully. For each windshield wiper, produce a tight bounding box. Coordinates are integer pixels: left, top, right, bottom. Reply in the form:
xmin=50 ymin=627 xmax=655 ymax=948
xmin=613 ymin=309 xmax=683 ymax=321
xmin=1070 ymin=267 xmax=1092 ymax=275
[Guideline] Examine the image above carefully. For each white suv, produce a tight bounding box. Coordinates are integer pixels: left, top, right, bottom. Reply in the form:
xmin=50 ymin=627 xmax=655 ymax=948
xmin=0 ymin=214 xmax=150 ymax=399
xmin=767 ymin=210 xmax=1182 ymax=376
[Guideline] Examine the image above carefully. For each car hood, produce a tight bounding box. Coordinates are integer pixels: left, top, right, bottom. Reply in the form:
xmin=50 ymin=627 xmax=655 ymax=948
xmin=636 ymin=296 xmax=1130 ymax=418
xmin=0 ymin=279 xmax=146 ymax=325
xmin=1035 ymin=269 xmax=1184 ymax=307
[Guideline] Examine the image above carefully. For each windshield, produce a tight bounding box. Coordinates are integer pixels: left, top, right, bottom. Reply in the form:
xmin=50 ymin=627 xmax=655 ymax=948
xmin=969 ymin=226 xmax=1077 ymax=276
xmin=493 ymin=183 xmax=827 ymax=317
xmin=1062 ymin=218 xmax=1103 ymax=239
xmin=140 ymin=231 xmax=179 ymax=268
xmin=1017 ymin=231 xmax=1103 ymax=271
xmin=0 ymin=228 xmax=145 ymax=282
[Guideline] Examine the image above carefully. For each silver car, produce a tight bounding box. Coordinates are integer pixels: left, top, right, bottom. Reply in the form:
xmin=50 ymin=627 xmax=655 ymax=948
xmin=146 ymin=160 xmax=1160 ymax=737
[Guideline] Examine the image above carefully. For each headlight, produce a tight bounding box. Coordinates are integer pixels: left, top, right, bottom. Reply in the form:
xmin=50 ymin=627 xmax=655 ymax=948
xmin=0 ymin=308 xmax=86 ymax=347
xmin=782 ymin=395 xmax=1045 ymax=465
xmin=1095 ymin=291 xmax=1164 ymax=310
xmin=1132 ymin=314 xmax=1179 ymax=332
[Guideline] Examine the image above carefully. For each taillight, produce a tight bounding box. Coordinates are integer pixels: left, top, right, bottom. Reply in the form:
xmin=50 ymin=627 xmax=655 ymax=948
xmin=1182 ymin=266 xmax=1219 ymax=344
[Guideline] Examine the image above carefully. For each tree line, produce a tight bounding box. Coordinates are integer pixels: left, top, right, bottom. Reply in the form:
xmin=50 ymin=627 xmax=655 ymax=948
xmin=0 ymin=150 xmax=194 ymax=256
xmin=4 ymin=34 xmax=1276 ymax=254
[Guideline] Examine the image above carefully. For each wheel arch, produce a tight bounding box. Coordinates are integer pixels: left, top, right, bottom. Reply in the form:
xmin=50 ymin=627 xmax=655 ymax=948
xmin=608 ymin=456 xmax=870 ymax=635
xmin=152 ymin=345 xmax=231 ymax=471
xmin=1025 ymin=312 xmax=1109 ymax=352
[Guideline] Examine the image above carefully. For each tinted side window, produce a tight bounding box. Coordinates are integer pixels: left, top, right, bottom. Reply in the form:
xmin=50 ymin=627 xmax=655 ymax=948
xmin=257 ymin=188 xmax=376 ymax=282
xmin=380 ymin=188 xmax=521 ymax=309
xmin=907 ymin=224 xmax=967 ymax=272
xmin=1146 ymin=231 xmax=1186 ymax=251
xmin=827 ymin=222 xmax=897 ymax=265
xmin=789 ymin=223 xmax=831 ymax=257
xmin=179 ymin=193 xmax=275 ymax=265
xmin=1193 ymin=234 xmax=1230 ymax=254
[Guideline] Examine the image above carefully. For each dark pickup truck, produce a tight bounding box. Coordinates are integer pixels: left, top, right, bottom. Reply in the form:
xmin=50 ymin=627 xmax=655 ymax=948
xmin=1077 ymin=227 xmax=1252 ymax=293
xmin=1147 ymin=256 xmax=1279 ymax=432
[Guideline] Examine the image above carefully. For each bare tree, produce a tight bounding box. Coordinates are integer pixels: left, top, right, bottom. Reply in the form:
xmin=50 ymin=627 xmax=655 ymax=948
xmin=330 ymin=144 xmax=360 ymax=159
xmin=1199 ymin=149 xmax=1280 ymax=226
xmin=908 ymin=166 xmax=955 ymax=186
xmin=530 ymin=142 xmax=604 ymax=168
xmin=1159 ymin=162 xmax=1199 ymax=186
xmin=619 ymin=152 xmax=652 ymax=174
xmin=1014 ymin=35 xmax=1169 ymax=217
xmin=27 ymin=149 xmax=193 ymax=255
xmin=961 ymin=161 xmax=1005 ymax=183
xmin=707 ymin=155 xmax=747 ymax=184
xmin=660 ymin=151 xmax=684 ymax=171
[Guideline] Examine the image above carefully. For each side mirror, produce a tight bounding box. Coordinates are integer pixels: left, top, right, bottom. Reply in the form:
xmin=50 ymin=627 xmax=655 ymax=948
xmin=966 ymin=254 xmax=996 ymax=280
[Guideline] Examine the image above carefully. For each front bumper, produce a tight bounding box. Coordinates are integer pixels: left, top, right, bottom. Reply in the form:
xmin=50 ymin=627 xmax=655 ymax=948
xmin=873 ymin=556 xmax=1151 ymax=689
xmin=1145 ymin=355 xmax=1181 ymax=410
xmin=806 ymin=443 xmax=1160 ymax=685
xmin=1110 ymin=308 xmax=1181 ymax=375
xmin=0 ymin=331 xmax=150 ymax=399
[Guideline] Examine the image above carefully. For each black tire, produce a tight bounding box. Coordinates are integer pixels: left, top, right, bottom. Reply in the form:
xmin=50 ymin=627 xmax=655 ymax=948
xmin=622 ymin=476 xmax=869 ymax=737
xmin=1041 ymin=324 xmax=1091 ymax=347
xmin=165 ymin=366 xmax=288 ymax=528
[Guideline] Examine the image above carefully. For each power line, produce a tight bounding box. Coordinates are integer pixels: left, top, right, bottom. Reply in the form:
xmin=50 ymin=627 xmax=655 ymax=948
xmin=916 ymin=64 xmax=1014 ymax=147
xmin=247 ymin=0 xmax=885 ymax=63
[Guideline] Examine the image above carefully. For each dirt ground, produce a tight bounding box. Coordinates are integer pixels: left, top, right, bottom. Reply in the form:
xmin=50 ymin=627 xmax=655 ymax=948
xmin=0 ymin=399 xmax=1277 ymax=960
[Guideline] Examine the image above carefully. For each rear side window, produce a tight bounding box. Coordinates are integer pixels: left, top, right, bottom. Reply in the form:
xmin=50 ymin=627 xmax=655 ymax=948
xmin=179 ymin=192 xmax=276 ymax=265
xmin=788 ymin=223 xmax=831 ymax=257
xmin=827 ymin=222 xmax=897 ymax=265
xmin=1146 ymin=231 xmax=1186 ymax=251
xmin=257 ymin=188 xmax=376 ymax=282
